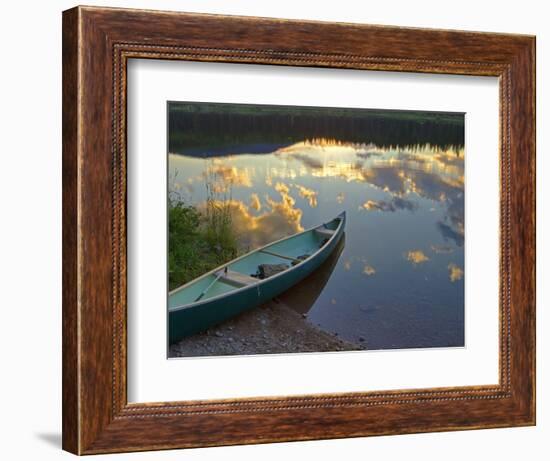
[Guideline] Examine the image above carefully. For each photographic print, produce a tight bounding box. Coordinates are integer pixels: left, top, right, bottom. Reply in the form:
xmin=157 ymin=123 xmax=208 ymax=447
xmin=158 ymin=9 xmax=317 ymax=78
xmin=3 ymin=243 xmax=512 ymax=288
xmin=167 ymin=102 xmax=465 ymax=358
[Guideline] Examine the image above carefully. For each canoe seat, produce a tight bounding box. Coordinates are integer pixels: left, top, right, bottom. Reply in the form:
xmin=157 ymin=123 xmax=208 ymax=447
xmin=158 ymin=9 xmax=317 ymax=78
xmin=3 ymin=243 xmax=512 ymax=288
xmin=218 ymin=270 xmax=258 ymax=288
xmin=315 ymin=227 xmax=335 ymax=239
xmin=259 ymin=249 xmax=300 ymax=263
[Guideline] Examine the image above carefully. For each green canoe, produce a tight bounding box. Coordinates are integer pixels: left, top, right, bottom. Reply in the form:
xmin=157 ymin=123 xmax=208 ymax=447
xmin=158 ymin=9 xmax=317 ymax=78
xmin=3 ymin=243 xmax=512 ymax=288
xmin=168 ymin=211 xmax=346 ymax=344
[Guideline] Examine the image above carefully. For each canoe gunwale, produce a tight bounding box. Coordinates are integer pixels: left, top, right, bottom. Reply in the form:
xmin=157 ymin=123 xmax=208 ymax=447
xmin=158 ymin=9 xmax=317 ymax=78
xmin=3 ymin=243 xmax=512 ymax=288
xmin=169 ymin=211 xmax=346 ymax=313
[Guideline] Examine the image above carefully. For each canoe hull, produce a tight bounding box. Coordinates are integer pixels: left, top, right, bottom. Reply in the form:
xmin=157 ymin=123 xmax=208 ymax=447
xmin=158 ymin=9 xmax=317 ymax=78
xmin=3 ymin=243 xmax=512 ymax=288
xmin=169 ymin=214 xmax=345 ymax=344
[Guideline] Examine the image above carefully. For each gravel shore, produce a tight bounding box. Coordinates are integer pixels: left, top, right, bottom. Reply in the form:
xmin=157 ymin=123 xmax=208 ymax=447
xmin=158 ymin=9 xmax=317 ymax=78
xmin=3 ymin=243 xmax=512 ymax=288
xmin=169 ymin=299 xmax=362 ymax=358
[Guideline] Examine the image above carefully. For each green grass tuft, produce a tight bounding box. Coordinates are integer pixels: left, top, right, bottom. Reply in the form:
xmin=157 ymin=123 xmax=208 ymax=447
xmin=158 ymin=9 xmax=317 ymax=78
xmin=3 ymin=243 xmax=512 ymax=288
xmin=168 ymin=164 xmax=239 ymax=291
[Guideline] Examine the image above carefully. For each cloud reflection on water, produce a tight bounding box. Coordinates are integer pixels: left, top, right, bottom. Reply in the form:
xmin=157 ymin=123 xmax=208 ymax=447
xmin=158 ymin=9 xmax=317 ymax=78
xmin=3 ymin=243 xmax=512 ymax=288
xmin=249 ymin=193 xmax=261 ymax=211
xmin=361 ymin=196 xmax=417 ymax=213
xmin=363 ymin=265 xmax=376 ymax=276
xmin=448 ymin=263 xmax=464 ymax=282
xmin=201 ymin=189 xmax=304 ymax=250
xmin=272 ymin=139 xmax=464 ymax=248
xmin=170 ymin=137 xmax=464 ymax=277
xmin=293 ymin=184 xmax=318 ymax=208
xmin=406 ymin=250 xmax=430 ymax=265
xmin=203 ymin=161 xmax=254 ymax=190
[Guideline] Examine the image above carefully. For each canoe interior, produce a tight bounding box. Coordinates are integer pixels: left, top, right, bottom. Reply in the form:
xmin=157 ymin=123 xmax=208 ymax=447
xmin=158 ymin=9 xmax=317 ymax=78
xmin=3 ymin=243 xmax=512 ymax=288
xmin=168 ymin=215 xmax=342 ymax=310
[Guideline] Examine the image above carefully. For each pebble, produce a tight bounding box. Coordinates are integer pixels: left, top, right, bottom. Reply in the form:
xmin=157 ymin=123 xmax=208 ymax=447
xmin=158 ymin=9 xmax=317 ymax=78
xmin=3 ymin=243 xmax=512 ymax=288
xmin=169 ymin=304 xmax=361 ymax=358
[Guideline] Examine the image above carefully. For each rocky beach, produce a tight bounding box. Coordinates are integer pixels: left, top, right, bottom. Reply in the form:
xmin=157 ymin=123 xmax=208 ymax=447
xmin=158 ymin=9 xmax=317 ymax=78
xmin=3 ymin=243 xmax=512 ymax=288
xmin=169 ymin=298 xmax=362 ymax=358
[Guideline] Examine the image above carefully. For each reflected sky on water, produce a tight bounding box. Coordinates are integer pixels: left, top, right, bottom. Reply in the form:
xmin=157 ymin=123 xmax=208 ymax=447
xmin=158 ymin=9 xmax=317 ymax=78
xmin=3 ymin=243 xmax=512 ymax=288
xmin=169 ymin=138 xmax=464 ymax=349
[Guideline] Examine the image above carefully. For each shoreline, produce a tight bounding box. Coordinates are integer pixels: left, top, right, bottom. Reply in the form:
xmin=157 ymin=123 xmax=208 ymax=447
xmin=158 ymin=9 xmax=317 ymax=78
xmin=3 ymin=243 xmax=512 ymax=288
xmin=169 ymin=299 xmax=363 ymax=358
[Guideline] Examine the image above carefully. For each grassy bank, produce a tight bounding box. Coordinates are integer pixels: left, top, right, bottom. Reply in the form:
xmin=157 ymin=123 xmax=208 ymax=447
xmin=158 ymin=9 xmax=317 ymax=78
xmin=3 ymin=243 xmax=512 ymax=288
xmin=168 ymin=198 xmax=239 ymax=291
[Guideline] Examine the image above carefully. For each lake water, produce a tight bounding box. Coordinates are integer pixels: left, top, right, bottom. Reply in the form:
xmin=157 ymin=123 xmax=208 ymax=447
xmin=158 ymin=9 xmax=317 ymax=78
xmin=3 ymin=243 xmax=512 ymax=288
xmin=168 ymin=105 xmax=464 ymax=350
